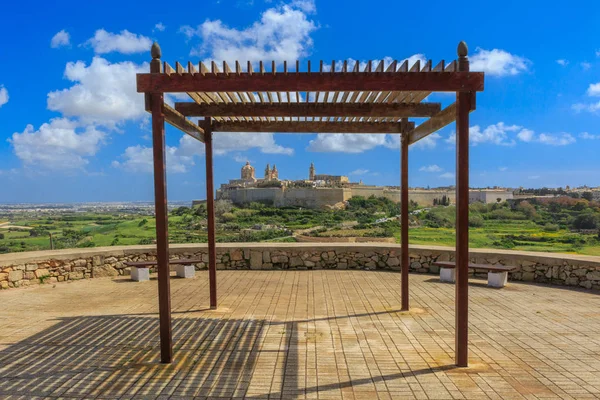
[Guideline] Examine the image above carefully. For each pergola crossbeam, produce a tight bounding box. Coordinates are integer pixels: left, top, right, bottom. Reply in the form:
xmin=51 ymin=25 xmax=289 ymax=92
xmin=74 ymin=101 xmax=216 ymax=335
xmin=137 ymin=72 xmax=485 ymax=93
xmin=174 ymin=102 xmax=442 ymax=118
xmin=163 ymin=104 xmax=205 ymax=142
xmin=212 ymin=121 xmax=412 ymax=133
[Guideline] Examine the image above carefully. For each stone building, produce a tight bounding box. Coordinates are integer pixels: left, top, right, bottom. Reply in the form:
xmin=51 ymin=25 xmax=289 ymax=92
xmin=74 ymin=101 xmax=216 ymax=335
xmin=211 ymin=162 xmax=515 ymax=209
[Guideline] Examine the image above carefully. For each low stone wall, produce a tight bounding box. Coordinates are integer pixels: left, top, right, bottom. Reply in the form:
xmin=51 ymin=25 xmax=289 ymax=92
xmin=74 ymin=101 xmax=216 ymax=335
xmin=295 ymin=235 xmax=396 ymax=243
xmin=1 ymin=243 xmax=600 ymax=291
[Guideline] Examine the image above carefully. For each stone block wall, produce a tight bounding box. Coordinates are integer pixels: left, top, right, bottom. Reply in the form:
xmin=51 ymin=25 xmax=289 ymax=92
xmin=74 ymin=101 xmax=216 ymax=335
xmin=1 ymin=244 xmax=599 ymax=291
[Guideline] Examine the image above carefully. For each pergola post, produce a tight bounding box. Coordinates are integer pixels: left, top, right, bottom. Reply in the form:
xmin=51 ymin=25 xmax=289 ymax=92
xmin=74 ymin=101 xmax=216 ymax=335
xmin=149 ymin=43 xmax=173 ymax=364
xmin=455 ymin=41 xmax=470 ymax=367
xmin=401 ymin=121 xmax=410 ymax=311
xmin=204 ymin=118 xmax=217 ymax=309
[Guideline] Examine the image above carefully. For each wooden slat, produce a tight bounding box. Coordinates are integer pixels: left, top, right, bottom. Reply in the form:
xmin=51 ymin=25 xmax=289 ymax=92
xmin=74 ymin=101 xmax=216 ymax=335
xmin=433 ymin=60 xmax=445 ymax=72
xmin=161 ymin=103 xmax=205 ymax=142
xmin=421 ymin=60 xmax=433 ymax=72
xmin=137 ymin=72 xmax=485 ymax=93
xmin=409 ymin=60 xmax=420 ymax=72
xmin=199 ymin=62 xmax=209 ymax=76
xmin=175 ymin=62 xmax=184 ymax=75
xmin=213 ymin=121 xmax=409 ymax=133
xmin=445 ymin=60 xmax=457 ymax=72
xmin=163 ymin=62 xmax=175 ymax=75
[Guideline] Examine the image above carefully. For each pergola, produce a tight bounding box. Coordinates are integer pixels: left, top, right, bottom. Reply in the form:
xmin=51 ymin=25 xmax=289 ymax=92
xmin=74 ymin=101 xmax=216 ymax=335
xmin=135 ymin=41 xmax=484 ymax=367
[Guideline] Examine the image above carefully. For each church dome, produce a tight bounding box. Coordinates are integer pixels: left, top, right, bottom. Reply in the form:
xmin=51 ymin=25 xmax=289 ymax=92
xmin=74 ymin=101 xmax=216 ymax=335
xmin=241 ymin=161 xmax=256 ymax=181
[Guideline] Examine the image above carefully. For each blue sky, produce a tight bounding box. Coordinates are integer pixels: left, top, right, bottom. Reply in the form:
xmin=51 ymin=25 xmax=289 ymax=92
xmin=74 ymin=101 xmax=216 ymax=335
xmin=1 ymin=0 xmax=599 ymax=203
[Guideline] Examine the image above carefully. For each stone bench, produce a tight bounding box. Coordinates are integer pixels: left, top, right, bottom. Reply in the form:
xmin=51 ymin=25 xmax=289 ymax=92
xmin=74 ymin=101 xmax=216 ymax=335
xmin=433 ymin=261 xmax=517 ymax=288
xmin=124 ymin=259 xmax=201 ymax=282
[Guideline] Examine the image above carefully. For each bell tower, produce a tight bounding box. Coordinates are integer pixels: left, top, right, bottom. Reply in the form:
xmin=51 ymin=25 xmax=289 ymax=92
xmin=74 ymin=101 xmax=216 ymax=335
xmin=309 ymin=162 xmax=316 ymax=180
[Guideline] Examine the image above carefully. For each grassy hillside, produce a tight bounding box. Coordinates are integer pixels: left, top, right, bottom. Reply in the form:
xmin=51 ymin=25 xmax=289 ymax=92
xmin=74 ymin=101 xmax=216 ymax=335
xmin=1 ymin=196 xmax=599 ymax=256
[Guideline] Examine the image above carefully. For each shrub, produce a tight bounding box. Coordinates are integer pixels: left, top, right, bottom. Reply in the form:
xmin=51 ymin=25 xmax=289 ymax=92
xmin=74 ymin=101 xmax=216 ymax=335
xmin=469 ymin=215 xmax=484 ymax=227
xmin=543 ymin=223 xmax=560 ymax=232
xmin=220 ymin=212 xmax=236 ymax=222
xmin=138 ymin=238 xmax=153 ymax=245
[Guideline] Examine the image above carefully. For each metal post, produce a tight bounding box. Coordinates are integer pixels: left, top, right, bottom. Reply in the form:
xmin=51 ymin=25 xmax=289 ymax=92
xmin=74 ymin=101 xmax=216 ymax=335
xmin=455 ymin=41 xmax=470 ymax=367
xmin=150 ymin=42 xmax=173 ymax=364
xmin=204 ymin=118 xmax=217 ymax=309
xmin=401 ymin=123 xmax=409 ymax=311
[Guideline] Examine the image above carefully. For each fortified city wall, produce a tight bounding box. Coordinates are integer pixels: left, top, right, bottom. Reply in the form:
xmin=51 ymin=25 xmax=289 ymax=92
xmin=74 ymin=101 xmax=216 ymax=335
xmin=1 ymin=243 xmax=599 ymax=291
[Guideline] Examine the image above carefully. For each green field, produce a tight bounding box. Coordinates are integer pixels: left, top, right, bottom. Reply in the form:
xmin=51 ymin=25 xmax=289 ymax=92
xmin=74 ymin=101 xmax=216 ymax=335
xmin=1 ymin=196 xmax=599 ymax=256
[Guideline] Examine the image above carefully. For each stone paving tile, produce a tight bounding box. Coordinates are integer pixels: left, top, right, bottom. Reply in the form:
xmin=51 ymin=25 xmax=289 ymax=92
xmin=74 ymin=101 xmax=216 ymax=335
xmin=0 ymin=270 xmax=600 ymax=399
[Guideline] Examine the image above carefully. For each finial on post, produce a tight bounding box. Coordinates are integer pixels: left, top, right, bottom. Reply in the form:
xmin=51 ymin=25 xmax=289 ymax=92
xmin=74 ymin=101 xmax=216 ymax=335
xmin=457 ymin=41 xmax=469 ymax=72
xmin=151 ymin=42 xmax=162 ymax=60
xmin=457 ymin=41 xmax=468 ymax=58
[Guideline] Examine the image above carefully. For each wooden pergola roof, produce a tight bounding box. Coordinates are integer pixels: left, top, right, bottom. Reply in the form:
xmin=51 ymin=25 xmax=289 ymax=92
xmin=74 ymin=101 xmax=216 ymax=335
xmin=136 ymin=41 xmax=484 ymax=368
xmin=137 ymin=45 xmax=483 ymax=143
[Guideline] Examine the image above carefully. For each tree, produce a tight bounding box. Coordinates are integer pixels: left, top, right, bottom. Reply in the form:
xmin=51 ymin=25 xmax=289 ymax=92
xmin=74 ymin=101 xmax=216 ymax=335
xmin=572 ymin=213 xmax=598 ymax=230
xmin=582 ymin=192 xmax=594 ymax=202
xmin=0 ymin=233 xmax=4 ymax=240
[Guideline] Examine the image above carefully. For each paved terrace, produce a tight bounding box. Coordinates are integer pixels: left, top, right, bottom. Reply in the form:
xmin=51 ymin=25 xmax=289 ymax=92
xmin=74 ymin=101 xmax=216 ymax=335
xmin=1 ymin=270 xmax=599 ymax=399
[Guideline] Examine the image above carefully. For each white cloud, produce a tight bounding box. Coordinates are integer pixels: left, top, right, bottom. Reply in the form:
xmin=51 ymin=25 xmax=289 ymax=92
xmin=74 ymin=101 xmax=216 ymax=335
xmin=51 ymin=30 xmax=71 ymax=48
xmin=349 ymin=169 xmax=370 ymax=176
xmin=447 ymin=122 xmax=524 ymax=146
xmin=47 ymin=57 xmax=147 ymax=126
xmin=9 ymin=118 xmax=106 ymax=170
xmin=528 ymin=175 xmax=540 ymax=180
xmin=556 ymin=59 xmax=568 ymax=66
xmin=439 ymin=172 xmax=455 ymax=179
xmin=85 ymin=29 xmax=152 ymax=54
xmin=596 ymin=50 xmax=600 ymax=57
xmin=411 ymin=132 xmax=441 ymax=150
xmin=580 ymin=132 xmax=599 ymax=140
xmin=517 ymin=129 xmax=575 ymax=146
xmin=0 ymin=85 xmax=8 ymax=108
xmin=180 ymin=3 xmax=317 ymax=65
xmin=516 ymin=128 xmax=535 ymax=142
xmin=499 ymin=167 xmax=508 ymax=171
xmin=214 ymin=132 xmax=293 ymax=155
xmin=419 ymin=164 xmax=442 ymax=172
xmin=154 ymin=23 xmax=166 ymax=32
xmin=470 ymin=48 xmax=529 ymax=76
xmin=289 ymin=0 xmax=316 ymax=13
xmin=537 ymin=133 xmax=576 ymax=146
xmin=307 ymin=134 xmax=388 ymax=153
xmin=445 ymin=123 xmax=575 ymax=147
xmin=587 ymin=83 xmax=600 ymax=96
xmin=572 ymin=101 xmax=600 ymax=113
xmin=112 ymin=145 xmax=194 ymax=174
xmin=581 ymin=62 xmax=591 ymax=70
xmin=113 ymin=132 xmax=292 ymax=173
